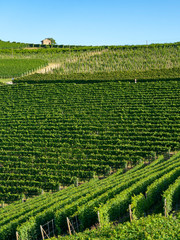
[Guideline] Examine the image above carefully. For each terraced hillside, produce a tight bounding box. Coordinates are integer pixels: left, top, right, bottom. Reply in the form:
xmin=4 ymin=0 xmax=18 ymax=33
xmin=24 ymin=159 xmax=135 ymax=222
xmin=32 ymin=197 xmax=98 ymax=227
xmin=0 ymin=79 xmax=179 ymax=202
xmin=0 ymin=152 xmax=180 ymax=240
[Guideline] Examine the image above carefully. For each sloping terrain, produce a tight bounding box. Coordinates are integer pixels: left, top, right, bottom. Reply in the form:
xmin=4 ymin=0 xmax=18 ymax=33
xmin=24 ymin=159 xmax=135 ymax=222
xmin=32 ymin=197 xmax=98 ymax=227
xmin=0 ymin=41 xmax=179 ymax=240
xmin=0 ymin=79 xmax=179 ymax=202
xmin=0 ymin=153 xmax=180 ymax=239
xmin=50 ymin=214 xmax=180 ymax=240
xmin=0 ymin=59 xmax=47 ymax=78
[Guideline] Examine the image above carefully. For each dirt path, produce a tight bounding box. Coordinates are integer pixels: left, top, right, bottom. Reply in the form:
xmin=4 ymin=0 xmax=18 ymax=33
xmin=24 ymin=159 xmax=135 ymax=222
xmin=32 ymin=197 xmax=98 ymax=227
xmin=6 ymin=81 xmax=13 ymax=84
xmin=35 ymin=63 xmax=61 ymax=74
xmin=3 ymin=63 xmax=60 ymax=85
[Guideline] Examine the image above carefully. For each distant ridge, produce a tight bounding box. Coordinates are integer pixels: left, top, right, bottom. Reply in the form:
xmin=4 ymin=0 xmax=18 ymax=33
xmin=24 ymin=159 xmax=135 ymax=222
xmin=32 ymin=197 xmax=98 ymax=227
xmin=0 ymin=39 xmax=179 ymax=50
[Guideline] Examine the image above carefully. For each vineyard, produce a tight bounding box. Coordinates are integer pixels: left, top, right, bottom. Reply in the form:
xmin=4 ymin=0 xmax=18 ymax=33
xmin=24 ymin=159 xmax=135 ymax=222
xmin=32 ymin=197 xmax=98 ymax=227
xmin=15 ymin=67 xmax=180 ymax=84
xmin=0 ymin=59 xmax=48 ymax=78
xmin=0 ymin=153 xmax=180 ymax=239
xmin=0 ymin=40 xmax=180 ymax=239
xmin=0 ymin=42 xmax=179 ymax=71
xmin=0 ymin=78 xmax=180 ymax=202
xmin=0 ymin=40 xmax=29 ymax=49
xmin=50 ymin=214 xmax=180 ymax=239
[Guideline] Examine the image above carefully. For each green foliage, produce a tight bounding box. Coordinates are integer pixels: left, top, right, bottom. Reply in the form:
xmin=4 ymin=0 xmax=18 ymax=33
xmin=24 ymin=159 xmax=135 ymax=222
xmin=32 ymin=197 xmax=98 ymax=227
xmin=0 ymin=80 xmax=180 ymax=202
xmin=145 ymin=167 xmax=180 ymax=207
xmin=0 ymin=154 xmax=180 ymax=239
xmin=98 ymin=153 xmax=180 ymax=226
xmin=16 ymin=67 xmax=180 ymax=83
xmin=51 ymin=214 xmax=180 ymax=240
xmin=163 ymin=176 xmax=180 ymax=215
xmin=0 ymin=40 xmax=179 ymax=240
xmin=0 ymin=40 xmax=29 ymax=49
xmin=131 ymin=193 xmax=146 ymax=219
xmin=0 ymin=41 xmax=179 ymax=75
xmin=0 ymin=59 xmax=48 ymax=78
xmin=73 ymin=177 xmax=78 ymax=187
xmin=17 ymin=218 xmax=37 ymax=240
xmin=131 ymin=154 xmax=180 ymax=219
xmin=47 ymin=38 xmax=57 ymax=45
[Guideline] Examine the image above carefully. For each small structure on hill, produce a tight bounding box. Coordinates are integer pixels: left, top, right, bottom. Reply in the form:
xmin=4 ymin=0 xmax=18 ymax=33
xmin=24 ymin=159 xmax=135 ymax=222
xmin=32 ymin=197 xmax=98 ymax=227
xmin=41 ymin=38 xmax=52 ymax=45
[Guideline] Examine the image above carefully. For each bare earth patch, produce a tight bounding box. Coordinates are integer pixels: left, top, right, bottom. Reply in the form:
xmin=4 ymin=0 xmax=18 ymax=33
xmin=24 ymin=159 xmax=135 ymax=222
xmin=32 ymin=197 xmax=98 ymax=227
xmin=35 ymin=63 xmax=61 ymax=74
xmin=6 ymin=81 xmax=13 ymax=84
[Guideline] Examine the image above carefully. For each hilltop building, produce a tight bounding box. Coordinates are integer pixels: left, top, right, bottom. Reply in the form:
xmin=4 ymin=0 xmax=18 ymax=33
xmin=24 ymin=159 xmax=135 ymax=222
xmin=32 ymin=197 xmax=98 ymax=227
xmin=41 ymin=38 xmax=52 ymax=45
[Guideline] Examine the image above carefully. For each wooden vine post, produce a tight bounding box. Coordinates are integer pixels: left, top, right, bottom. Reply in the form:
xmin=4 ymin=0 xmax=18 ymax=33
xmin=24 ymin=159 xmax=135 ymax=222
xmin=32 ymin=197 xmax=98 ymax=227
xmin=40 ymin=225 xmax=45 ymax=240
xmin=67 ymin=217 xmax=72 ymax=235
xmin=16 ymin=231 xmax=19 ymax=240
xmin=97 ymin=211 xmax=101 ymax=228
xmin=129 ymin=204 xmax=133 ymax=222
xmin=164 ymin=198 xmax=167 ymax=217
xmin=67 ymin=217 xmax=76 ymax=235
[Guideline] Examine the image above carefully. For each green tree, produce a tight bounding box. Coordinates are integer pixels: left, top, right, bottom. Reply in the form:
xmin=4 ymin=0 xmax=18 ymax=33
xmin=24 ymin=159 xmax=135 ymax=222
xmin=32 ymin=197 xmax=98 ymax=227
xmin=48 ymin=38 xmax=57 ymax=45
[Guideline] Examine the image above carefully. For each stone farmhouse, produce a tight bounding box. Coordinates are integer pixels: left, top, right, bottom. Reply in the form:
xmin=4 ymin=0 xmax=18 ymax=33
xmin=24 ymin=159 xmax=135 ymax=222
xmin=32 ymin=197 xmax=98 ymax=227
xmin=41 ymin=38 xmax=52 ymax=45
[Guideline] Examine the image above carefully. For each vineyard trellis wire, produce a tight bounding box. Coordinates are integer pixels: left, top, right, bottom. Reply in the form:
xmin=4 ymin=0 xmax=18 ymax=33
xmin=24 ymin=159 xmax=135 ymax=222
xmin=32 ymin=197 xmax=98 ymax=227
xmin=40 ymin=219 xmax=55 ymax=239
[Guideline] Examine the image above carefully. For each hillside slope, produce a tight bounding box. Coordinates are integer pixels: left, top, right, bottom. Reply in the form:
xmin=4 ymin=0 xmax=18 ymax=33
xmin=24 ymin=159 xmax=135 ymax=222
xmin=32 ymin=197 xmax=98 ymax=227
xmin=50 ymin=214 xmax=180 ymax=240
xmin=0 ymin=79 xmax=179 ymax=202
xmin=0 ymin=153 xmax=180 ymax=239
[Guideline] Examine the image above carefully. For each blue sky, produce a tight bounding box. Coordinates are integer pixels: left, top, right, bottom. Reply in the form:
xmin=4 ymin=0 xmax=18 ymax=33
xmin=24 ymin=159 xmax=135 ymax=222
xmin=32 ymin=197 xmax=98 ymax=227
xmin=0 ymin=0 xmax=180 ymax=45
